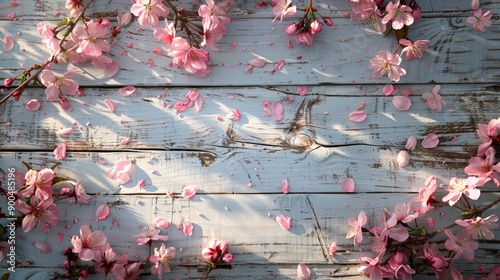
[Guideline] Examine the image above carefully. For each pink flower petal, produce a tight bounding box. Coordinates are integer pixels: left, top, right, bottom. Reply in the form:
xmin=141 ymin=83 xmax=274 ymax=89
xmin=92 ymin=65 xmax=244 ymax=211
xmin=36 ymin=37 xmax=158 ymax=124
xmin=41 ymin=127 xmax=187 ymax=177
xmin=341 ymin=178 xmax=355 ymax=192
xmin=121 ymin=138 xmax=130 ymax=145
xmin=281 ymin=179 xmax=289 ymax=194
xmin=53 ymin=142 xmax=67 ymax=160
xmin=96 ymin=204 xmax=110 ymax=221
xmin=397 ymin=150 xmax=410 ymax=167
xmin=348 ymin=111 xmax=366 ymax=123
xmin=297 ymin=86 xmax=307 ymax=96
xmin=181 ymin=221 xmax=193 ymax=236
xmin=272 ymin=102 xmax=284 ymax=121
xmin=357 ymin=102 xmax=365 ymax=110
xmin=329 ymin=241 xmax=337 ymax=256
xmin=56 ymin=127 xmax=73 ymax=137
xmin=34 ymin=242 xmax=51 ymax=254
xmin=405 ymin=135 xmax=417 ymax=151
xmin=392 ymin=96 xmax=412 ymax=111
xmin=154 ymin=217 xmax=171 ymax=229
xmin=181 ymin=186 xmax=198 ymax=200
xmin=402 ymin=88 xmax=412 ymax=97
xmin=138 ymin=179 xmax=145 ymax=189
xmin=297 ymin=263 xmax=311 ymax=280
xmin=226 ymin=109 xmax=241 ymax=121
xmin=25 ymin=99 xmax=41 ymax=111
xmin=263 ymin=107 xmax=271 ymax=117
xmin=3 ymin=35 xmax=15 ymax=52
xmin=103 ymin=62 xmax=119 ymax=77
xmin=194 ymin=98 xmax=204 ymax=112
xmin=382 ymin=84 xmax=394 ymax=96
xmin=276 ymin=214 xmax=292 ymax=231
xmin=118 ymin=86 xmax=136 ymax=97
xmin=421 ymin=133 xmax=439 ymax=148
xmin=117 ymin=12 xmax=132 ymax=26
xmin=248 ymin=58 xmax=266 ymax=67
xmin=104 ymin=99 xmax=115 ymax=112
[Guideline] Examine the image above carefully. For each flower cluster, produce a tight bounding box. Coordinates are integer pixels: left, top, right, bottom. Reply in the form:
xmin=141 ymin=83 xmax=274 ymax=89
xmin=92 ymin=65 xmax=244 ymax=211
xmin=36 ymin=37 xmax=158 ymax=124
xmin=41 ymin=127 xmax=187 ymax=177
xmin=345 ymin=117 xmax=500 ymax=279
xmin=202 ymin=239 xmax=234 ymax=279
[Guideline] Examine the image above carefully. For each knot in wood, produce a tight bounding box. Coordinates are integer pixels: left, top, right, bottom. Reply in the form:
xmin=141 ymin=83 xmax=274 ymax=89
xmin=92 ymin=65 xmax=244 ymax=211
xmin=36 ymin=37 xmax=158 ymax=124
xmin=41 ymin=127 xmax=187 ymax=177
xmin=287 ymin=134 xmax=315 ymax=149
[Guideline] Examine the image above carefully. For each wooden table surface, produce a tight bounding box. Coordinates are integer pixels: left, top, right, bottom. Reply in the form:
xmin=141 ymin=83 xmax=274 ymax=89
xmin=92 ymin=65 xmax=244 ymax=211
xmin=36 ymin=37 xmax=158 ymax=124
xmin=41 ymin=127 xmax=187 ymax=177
xmin=1 ymin=0 xmax=499 ymax=279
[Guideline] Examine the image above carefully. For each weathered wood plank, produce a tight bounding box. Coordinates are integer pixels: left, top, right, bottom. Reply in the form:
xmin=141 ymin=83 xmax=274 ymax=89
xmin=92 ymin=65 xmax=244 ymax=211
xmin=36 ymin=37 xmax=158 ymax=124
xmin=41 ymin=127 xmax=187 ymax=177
xmin=2 ymin=0 xmax=498 ymax=20
xmin=2 ymin=85 xmax=499 ymax=151
xmin=3 ymin=193 xmax=499 ymax=277
xmin=0 ymin=145 xmax=490 ymax=195
xmin=1 ymin=17 xmax=499 ymax=85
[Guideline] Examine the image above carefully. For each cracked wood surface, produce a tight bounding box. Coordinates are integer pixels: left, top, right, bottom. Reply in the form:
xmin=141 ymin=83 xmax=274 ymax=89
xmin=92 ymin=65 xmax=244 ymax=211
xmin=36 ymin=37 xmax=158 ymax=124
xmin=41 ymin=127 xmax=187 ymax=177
xmin=1 ymin=0 xmax=500 ymax=279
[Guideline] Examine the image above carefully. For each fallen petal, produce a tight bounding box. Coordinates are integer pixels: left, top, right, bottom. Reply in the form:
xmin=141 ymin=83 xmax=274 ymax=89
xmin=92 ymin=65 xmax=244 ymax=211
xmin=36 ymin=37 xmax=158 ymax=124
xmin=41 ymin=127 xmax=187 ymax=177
xmin=276 ymin=214 xmax=292 ymax=231
xmin=341 ymin=178 xmax=355 ymax=192
xmin=297 ymin=263 xmax=311 ymax=280
xmin=56 ymin=127 xmax=73 ymax=137
xmin=422 ymin=133 xmax=439 ymax=148
xmin=281 ymin=179 xmax=289 ymax=194
xmin=118 ymin=86 xmax=136 ymax=97
xmin=182 ymin=186 xmax=198 ymax=200
xmin=154 ymin=217 xmax=171 ymax=229
xmin=297 ymin=85 xmax=307 ymax=96
xmin=104 ymin=99 xmax=115 ymax=112
xmin=405 ymin=136 xmax=417 ymax=151
xmin=329 ymin=241 xmax=337 ymax=256
xmin=25 ymin=99 xmax=41 ymax=111
xmin=382 ymin=84 xmax=394 ymax=96
xmin=272 ymin=102 xmax=284 ymax=121
xmin=263 ymin=107 xmax=271 ymax=117
xmin=348 ymin=111 xmax=366 ymax=122
xmin=248 ymin=58 xmax=266 ymax=67
xmin=397 ymin=150 xmax=410 ymax=167
xmin=34 ymin=242 xmax=51 ymax=254
xmin=117 ymin=12 xmax=132 ymax=26
xmin=181 ymin=221 xmax=193 ymax=236
xmin=227 ymin=109 xmax=241 ymax=121
xmin=103 ymin=62 xmax=119 ymax=77
xmin=392 ymin=96 xmax=412 ymax=111
xmin=53 ymin=142 xmax=67 ymax=161
xmin=3 ymin=35 xmax=15 ymax=52
xmin=96 ymin=204 xmax=110 ymax=221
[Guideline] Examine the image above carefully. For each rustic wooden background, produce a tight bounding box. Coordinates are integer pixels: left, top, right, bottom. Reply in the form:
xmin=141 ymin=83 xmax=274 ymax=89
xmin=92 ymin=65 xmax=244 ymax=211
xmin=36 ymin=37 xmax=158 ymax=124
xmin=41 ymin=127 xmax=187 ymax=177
xmin=1 ymin=0 xmax=500 ymax=279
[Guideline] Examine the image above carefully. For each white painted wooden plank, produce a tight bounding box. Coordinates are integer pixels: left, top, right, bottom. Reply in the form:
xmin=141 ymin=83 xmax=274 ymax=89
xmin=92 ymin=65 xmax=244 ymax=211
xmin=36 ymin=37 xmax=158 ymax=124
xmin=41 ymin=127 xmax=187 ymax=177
xmin=2 ymin=193 xmax=499 ymax=277
xmin=0 ymin=145 xmax=489 ymax=195
xmin=3 ymin=0 xmax=498 ymax=20
xmin=1 ymin=17 xmax=499 ymax=85
xmin=2 ymin=85 xmax=498 ymax=150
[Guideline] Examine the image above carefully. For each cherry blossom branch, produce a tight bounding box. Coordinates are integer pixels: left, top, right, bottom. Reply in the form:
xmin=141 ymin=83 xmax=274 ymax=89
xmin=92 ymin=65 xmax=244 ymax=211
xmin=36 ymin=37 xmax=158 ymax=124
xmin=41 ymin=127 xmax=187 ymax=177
xmin=0 ymin=0 xmax=95 ymax=105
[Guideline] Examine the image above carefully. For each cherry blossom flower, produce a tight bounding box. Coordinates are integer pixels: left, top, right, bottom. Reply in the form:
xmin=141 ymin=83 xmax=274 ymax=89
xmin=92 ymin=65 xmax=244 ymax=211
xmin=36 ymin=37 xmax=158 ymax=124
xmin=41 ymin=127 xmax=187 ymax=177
xmin=419 ymin=242 xmax=450 ymax=272
xmin=169 ymin=37 xmax=210 ymax=77
xmin=387 ymin=251 xmax=415 ymax=279
xmin=294 ymin=30 xmax=313 ymax=45
xmin=422 ymin=85 xmax=446 ymax=111
xmin=93 ymin=243 xmax=128 ymax=278
xmin=198 ymin=0 xmax=231 ymax=25
xmin=39 ymin=69 xmax=79 ymax=101
xmin=74 ymin=180 xmax=91 ymax=204
xmin=131 ymin=0 xmax=169 ymax=27
xmin=467 ymin=8 xmax=492 ymax=32
xmin=370 ymin=213 xmax=409 ymax=242
xmin=389 ymin=201 xmax=419 ymax=224
xmin=346 ymin=211 xmax=367 ymax=246
xmin=455 ymin=214 xmax=499 ymax=240
xmin=18 ymin=168 xmax=55 ymax=200
xmin=72 ymin=20 xmax=111 ymax=57
xmin=382 ymin=1 xmax=414 ymax=30
xmin=399 ymin=39 xmax=430 ymax=60
xmin=202 ymin=16 xmax=227 ymax=51
xmin=369 ymin=51 xmax=406 ymax=82
xmin=15 ymin=196 xmax=59 ymax=232
xmin=131 ymin=224 xmax=169 ymax=245
xmin=71 ymin=224 xmax=107 ymax=261
xmin=413 ymin=176 xmax=438 ymax=214
xmin=464 ymin=147 xmax=500 ymax=186
xmin=271 ymin=0 xmax=296 ymax=22
xmin=150 ymin=243 xmax=176 ymax=278
xmin=37 ymin=22 xmax=61 ymax=56
xmin=359 ymin=252 xmax=394 ymax=279
xmin=444 ymin=229 xmax=479 ymax=260
xmin=112 ymin=262 xmax=144 ymax=280
xmin=202 ymin=239 xmax=233 ymax=263
xmin=442 ymin=177 xmax=480 ymax=206
xmin=351 ymin=2 xmax=386 ymax=33
xmin=154 ymin=19 xmax=176 ymax=46
xmin=476 ymin=117 xmax=500 ymax=156
xmin=66 ymin=0 xmax=84 ymax=17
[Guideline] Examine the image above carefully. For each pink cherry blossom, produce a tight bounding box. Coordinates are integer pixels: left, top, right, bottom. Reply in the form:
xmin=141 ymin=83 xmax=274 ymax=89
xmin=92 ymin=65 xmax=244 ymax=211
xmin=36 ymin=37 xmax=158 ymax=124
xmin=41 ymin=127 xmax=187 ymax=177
xmin=112 ymin=261 xmax=144 ymax=280
xmin=387 ymin=251 xmax=415 ymax=279
xmin=413 ymin=176 xmax=438 ymax=214
xmin=169 ymin=37 xmax=210 ymax=77
xmin=419 ymin=242 xmax=450 ymax=272
xmin=370 ymin=213 xmax=409 ymax=242
xmin=18 ymin=168 xmax=55 ymax=200
xmin=37 ymin=22 xmax=61 ymax=56
xmin=72 ymin=20 xmax=111 ymax=57
xmin=131 ymin=0 xmax=169 ymax=27
xmin=74 ymin=180 xmax=91 ymax=204
xmin=348 ymin=110 xmax=366 ymax=122
xmin=66 ymin=0 xmax=84 ymax=17
xmin=346 ymin=211 xmax=367 ymax=246
xmin=455 ymin=214 xmax=499 ymax=240
xmin=202 ymin=239 xmax=233 ymax=263
xmin=422 ymin=85 xmax=446 ymax=111
xmin=442 ymin=177 xmax=480 ymax=206
xmin=382 ymin=0 xmax=414 ymax=30
xmin=3 ymin=35 xmax=14 ymax=52
xmin=96 ymin=204 xmax=110 ymax=221
xmin=202 ymin=16 xmax=226 ymax=51
xmin=150 ymin=243 xmax=176 ymax=278
xmin=182 ymin=186 xmax=198 ymax=200
xmin=297 ymin=263 xmax=311 ymax=280
xmin=53 ymin=142 xmax=67 ymax=160
xmin=71 ymin=225 xmax=107 ymax=261
xmin=15 ymin=196 xmax=59 ymax=232
xmin=341 ymin=178 xmax=355 ymax=192
xmin=444 ymin=229 xmax=479 ymax=260
xmin=358 ymin=252 xmax=394 ymax=279
xmin=476 ymin=118 xmax=500 ymax=156
xmin=131 ymin=224 xmax=169 ymax=245
xmin=467 ymin=8 xmax=492 ymax=32
xmin=276 ymin=214 xmax=292 ymax=231
xmin=198 ymin=0 xmax=231 ymax=25
xmin=400 ymin=39 xmax=430 ymax=60
xmin=369 ymin=51 xmax=406 ymax=82
xmin=294 ymin=30 xmax=313 ymax=45
xmin=107 ymin=159 xmax=135 ymax=185
xmin=421 ymin=133 xmax=439 ymax=148
xmin=39 ymin=69 xmax=79 ymax=101
xmin=389 ymin=201 xmax=419 ymax=224
xmin=271 ymin=0 xmax=296 ymax=22
xmin=93 ymin=243 xmax=128 ymax=278
xmin=154 ymin=19 xmax=176 ymax=46
xmin=310 ymin=20 xmax=323 ymax=34
xmin=464 ymin=147 xmax=500 ymax=186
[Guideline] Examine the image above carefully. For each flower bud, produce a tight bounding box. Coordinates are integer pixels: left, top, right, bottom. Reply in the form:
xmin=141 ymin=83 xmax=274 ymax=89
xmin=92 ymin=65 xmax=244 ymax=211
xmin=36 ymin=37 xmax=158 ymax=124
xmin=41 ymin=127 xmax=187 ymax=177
xmin=285 ymin=24 xmax=298 ymax=35
xmin=310 ymin=19 xmax=323 ymax=34
xmin=12 ymin=89 xmax=22 ymax=101
xmin=222 ymin=252 xmax=234 ymax=263
xmin=59 ymin=97 xmax=71 ymax=110
xmin=471 ymin=0 xmax=480 ymax=10
xmin=4 ymin=78 xmax=14 ymax=87
xmin=80 ymin=269 xmax=88 ymax=278
xmin=323 ymin=17 xmax=334 ymax=26
xmin=63 ymin=261 xmax=70 ymax=270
